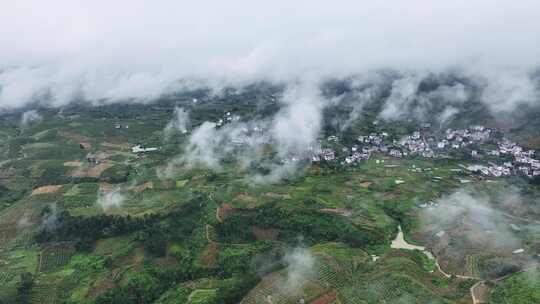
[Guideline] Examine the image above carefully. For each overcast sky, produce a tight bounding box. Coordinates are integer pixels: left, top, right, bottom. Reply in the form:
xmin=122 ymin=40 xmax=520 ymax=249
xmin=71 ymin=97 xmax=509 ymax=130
xmin=1 ymin=0 xmax=539 ymax=108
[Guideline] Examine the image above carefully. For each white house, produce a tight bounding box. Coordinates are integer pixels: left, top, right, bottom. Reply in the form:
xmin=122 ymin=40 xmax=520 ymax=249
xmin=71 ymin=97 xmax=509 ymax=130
xmin=132 ymin=145 xmax=159 ymax=153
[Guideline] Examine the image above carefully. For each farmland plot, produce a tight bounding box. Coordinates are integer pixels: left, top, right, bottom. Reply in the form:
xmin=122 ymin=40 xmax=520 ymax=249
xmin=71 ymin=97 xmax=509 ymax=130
xmin=29 ymin=283 xmax=58 ymax=304
xmin=37 ymin=243 xmax=75 ymax=272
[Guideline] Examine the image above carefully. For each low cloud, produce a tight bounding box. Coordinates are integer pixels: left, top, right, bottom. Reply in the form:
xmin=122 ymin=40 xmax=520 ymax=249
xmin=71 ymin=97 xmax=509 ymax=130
xmin=96 ymin=189 xmax=125 ymax=210
xmin=41 ymin=203 xmax=59 ymax=232
xmin=437 ymin=106 xmax=459 ymax=127
xmin=20 ymin=109 xmax=42 ymax=127
xmin=379 ymin=73 xmax=425 ymax=121
xmin=335 ymin=73 xmax=389 ymax=131
xmin=378 ymin=72 xmax=475 ymax=123
xmin=421 ymin=189 xmax=522 ymax=253
xmin=465 ymin=67 xmax=539 ymax=114
xmin=17 ymin=213 xmax=33 ymax=230
xmin=271 ymin=81 xmax=325 ymax=157
xmin=163 ymin=106 xmax=190 ymax=140
xmin=280 ymin=246 xmax=316 ymax=296
xmin=181 ymin=121 xmax=225 ymax=169
xmin=166 ymin=118 xmax=271 ymax=174
xmin=165 ymin=80 xmax=326 ymax=183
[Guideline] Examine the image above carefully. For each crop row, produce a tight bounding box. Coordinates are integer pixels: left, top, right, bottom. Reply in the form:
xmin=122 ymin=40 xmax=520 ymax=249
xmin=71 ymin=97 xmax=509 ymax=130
xmin=37 ymin=244 xmax=75 ymax=272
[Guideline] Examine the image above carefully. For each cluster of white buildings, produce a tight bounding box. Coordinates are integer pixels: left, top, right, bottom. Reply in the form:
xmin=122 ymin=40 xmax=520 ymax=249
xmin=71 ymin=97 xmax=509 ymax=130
xmin=465 ymin=162 xmax=513 ymax=178
xmin=311 ymin=134 xmax=385 ymax=165
xmin=309 ymin=125 xmax=539 ymax=179
xmin=398 ymin=131 xmax=435 ymax=158
xmin=131 ymin=144 xmax=159 ymax=153
xmin=216 ymin=111 xmax=239 ymax=127
xmin=464 ymin=140 xmax=540 ymax=178
xmin=311 ymin=148 xmax=336 ymax=162
xmin=418 ymin=201 xmax=439 ymax=209
xmin=398 ymin=126 xmax=492 ymax=157
xmin=358 ymin=132 xmax=387 ymax=146
xmin=497 ymin=139 xmax=540 ymax=177
xmin=444 ymin=126 xmax=491 ymax=146
xmin=114 ymin=124 xmax=130 ymax=129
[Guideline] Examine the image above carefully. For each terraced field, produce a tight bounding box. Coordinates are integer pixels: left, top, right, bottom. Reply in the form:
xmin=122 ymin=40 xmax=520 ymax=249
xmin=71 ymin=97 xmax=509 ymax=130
xmin=0 ymin=98 xmax=539 ymax=303
xmin=241 ymin=243 xmax=469 ymax=304
xmin=37 ymin=243 xmax=75 ymax=272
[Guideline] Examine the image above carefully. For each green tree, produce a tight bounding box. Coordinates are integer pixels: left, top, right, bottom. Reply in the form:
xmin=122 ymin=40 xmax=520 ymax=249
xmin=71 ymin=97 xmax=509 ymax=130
xmin=16 ymin=272 xmax=34 ymax=304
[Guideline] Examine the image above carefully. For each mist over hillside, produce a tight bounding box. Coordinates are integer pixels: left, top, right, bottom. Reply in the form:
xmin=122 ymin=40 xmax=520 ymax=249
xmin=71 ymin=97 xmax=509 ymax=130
xmin=2 ymin=2 xmax=540 ymax=304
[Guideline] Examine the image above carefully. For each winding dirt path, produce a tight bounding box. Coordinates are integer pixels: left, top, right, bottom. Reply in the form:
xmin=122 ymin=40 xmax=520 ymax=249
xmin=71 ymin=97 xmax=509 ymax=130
xmin=470 ymin=281 xmax=485 ymax=304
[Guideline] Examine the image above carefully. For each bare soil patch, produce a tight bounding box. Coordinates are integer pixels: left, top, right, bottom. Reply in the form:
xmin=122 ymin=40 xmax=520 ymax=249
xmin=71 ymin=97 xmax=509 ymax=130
xmin=87 ymin=163 xmax=113 ymax=178
xmin=359 ymin=181 xmax=373 ymax=188
xmin=59 ymin=130 xmax=90 ymax=143
xmin=79 ymin=142 xmax=92 ymax=150
xmin=471 ymin=281 xmax=489 ymax=304
xmin=236 ymin=193 xmax=257 ymax=202
xmin=63 ymin=161 xmax=82 ymax=167
xmin=133 ymin=181 xmax=154 ymax=193
xmin=101 ymin=142 xmax=129 ymax=150
xmin=68 ymin=162 xmax=112 ymax=178
xmin=264 ymin=192 xmax=292 ymax=199
xmin=159 ymin=180 xmax=173 ymax=189
xmin=100 ymin=183 xmax=115 ymax=193
xmin=32 ymin=185 xmax=62 ymax=195
xmin=217 ymin=204 xmax=235 ymax=222
xmin=199 ymin=243 xmax=219 ymax=267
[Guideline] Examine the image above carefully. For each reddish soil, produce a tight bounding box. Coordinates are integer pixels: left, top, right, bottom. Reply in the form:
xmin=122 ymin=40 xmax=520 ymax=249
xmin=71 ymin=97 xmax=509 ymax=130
xmin=152 ymin=256 xmax=180 ymax=269
xmin=217 ymin=203 xmax=235 ymax=221
xmin=310 ymin=291 xmax=337 ymax=304
xmin=252 ymin=226 xmax=277 ymax=240
xmin=199 ymin=243 xmax=220 ymax=267
xmin=79 ymin=142 xmax=92 ymax=150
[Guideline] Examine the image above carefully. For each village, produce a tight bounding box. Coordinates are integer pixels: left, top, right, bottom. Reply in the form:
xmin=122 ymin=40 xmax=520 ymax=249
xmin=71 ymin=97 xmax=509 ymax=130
xmin=123 ymin=105 xmax=539 ymax=181
xmin=306 ymin=124 xmax=540 ymax=180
